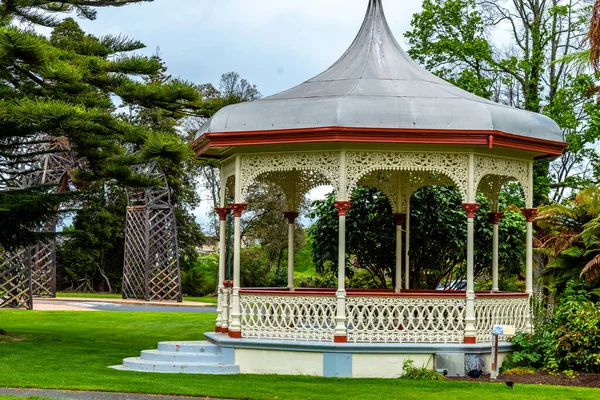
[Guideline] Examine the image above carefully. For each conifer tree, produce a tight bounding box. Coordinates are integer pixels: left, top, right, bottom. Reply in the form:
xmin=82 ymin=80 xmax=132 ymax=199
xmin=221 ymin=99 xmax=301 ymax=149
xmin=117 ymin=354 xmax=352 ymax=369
xmin=0 ymin=1 xmax=200 ymax=249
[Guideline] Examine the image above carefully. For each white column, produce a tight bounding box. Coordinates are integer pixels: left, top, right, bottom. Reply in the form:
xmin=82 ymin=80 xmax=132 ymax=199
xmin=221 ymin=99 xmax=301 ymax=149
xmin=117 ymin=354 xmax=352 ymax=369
xmin=228 ymin=204 xmax=246 ymax=338
xmin=404 ymin=202 xmax=410 ymax=290
xmin=463 ymin=203 xmax=479 ymax=343
xmin=488 ymin=213 xmax=503 ymax=293
xmin=333 ymin=201 xmax=350 ymax=342
xmin=284 ymin=212 xmax=299 ymax=291
xmin=215 ymin=208 xmax=229 ymax=332
xmin=522 ymin=209 xmax=537 ymax=296
xmin=393 ymin=214 xmax=405 ymax=293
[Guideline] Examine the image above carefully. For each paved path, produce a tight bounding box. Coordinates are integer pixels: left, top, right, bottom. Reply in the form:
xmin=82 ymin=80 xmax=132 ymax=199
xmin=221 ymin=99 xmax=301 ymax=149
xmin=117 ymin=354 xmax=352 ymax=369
xmin=0 ymin=387 xmax=225 ymax=400
xmin=33 ymin=298 xmax=217 ymax=313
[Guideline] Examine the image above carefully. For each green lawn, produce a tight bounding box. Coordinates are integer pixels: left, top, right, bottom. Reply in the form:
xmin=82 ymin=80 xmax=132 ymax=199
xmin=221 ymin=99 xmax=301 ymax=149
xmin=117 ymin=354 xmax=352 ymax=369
xmin=1 ymin=310 xmax=599 ymax=400
xmin=55 ymin=292 xmax=218 ymax=304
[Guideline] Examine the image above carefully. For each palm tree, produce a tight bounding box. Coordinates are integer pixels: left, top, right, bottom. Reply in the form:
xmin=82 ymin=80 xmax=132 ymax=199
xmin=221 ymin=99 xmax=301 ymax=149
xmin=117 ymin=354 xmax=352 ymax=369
xmin=536 ymin=186 xmax=600 ymax=285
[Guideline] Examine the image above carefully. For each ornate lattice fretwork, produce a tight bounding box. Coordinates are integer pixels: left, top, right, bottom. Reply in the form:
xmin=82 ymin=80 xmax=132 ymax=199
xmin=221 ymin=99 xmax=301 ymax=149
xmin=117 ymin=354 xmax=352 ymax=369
xmin=474 ymin=155 xmax=531 ymax=207
xmin=475 ymin=296 xmax=529 ymax=342
xmin=358 ymin=169 xmax=457 ymax=211
xmin=239 ymin=152 xmax=340 ymax=201
xmin=122 ymin=162 xmax=181 ymax=302
xmin=346 ymin=296 xmax=466 ymax=343
xmin=255 ymin=170 xmax=332 ymax=211
xmin=239 ymin=293 xmax=337 ymax=341
xmin=0 ymin=249 xmax=32 ymax=310
xmin=346 ymin=152 xmax=470 ymax=202
xmin=30 ymin=241 xmax=56 ymax=297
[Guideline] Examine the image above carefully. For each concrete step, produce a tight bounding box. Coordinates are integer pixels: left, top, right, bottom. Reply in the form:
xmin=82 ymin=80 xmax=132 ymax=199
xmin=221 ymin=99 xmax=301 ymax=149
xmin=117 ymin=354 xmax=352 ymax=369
xmin=120 ymin=357 xmax=239 ymax=374
xmin=140 ymin=349 xmax=222 ymax=363
xmin=157 ymin=341 xmax=220 ymax=354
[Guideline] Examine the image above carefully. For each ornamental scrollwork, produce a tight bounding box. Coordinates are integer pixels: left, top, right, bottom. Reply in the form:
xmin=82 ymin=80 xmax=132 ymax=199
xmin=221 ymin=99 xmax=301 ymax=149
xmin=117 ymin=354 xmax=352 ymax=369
xmin=475 ymin=297 xmax=529 ymax=342
xmin=346 ymin=152 xmax=470 ymax=203
xmin=474 ymin=155 xmax=531 ymax=207
xmin=239 ymin=152 xmax=340 ymax=201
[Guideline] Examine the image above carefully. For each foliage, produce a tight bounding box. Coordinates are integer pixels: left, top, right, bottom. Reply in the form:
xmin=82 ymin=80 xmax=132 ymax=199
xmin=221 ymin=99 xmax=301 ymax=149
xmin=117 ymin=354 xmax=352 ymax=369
xmin=508 ymin=281 xmax=600 ymax=373
xmin=400 ymin=359 xmax=445 ymax=381
xmin=309 ymin=187 xmax=395 ymax=288
xmin=180 ymin=254 xmax=218 ymax=297
xmin=0 ymin=3 xmax=201 ymax=249
xmin=56 ymin=183 xmax=126 ymax=292
xmin=406 ymin=0 xmax=598 ymax=205
xmin=536 ymin=185 xmax=600 ymax=290
xmin=309 ymin=185 xmax=526 ymax=289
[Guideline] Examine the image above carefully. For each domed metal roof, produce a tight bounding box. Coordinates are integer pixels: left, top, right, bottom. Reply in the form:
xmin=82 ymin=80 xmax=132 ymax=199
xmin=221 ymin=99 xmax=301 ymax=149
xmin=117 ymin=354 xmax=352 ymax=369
xmin=195 ymin=0 xmax=564 ymax=154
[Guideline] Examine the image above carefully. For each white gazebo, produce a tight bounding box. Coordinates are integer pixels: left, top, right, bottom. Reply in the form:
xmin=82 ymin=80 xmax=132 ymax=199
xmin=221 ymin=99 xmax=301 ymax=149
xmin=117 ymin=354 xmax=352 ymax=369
xmin=190 ymin=0 xmax=566 ymax=377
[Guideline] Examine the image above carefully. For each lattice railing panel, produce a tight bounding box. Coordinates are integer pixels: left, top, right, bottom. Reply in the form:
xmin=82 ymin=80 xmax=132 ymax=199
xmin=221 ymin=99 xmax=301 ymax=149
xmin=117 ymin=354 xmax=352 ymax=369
xmin=30 ymin=241 xmax=55 ymax=297
xmin=0 ymin=249 xmax=32 ymax=309
xmin=123 ymin=207 xmax=147 ymax=299
xmin=147 ymin=209 xmax=180 ymax=301
xmin=475 ymin=296 xmax=529 ymax=342
xmin=240 ymin=294 xmax=337 ymax=341
xmin=346 ymin=296 xmax=466 ymax=343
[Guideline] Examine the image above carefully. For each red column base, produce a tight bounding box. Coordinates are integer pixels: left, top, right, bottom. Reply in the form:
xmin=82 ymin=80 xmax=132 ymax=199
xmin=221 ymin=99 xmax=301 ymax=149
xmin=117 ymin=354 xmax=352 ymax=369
xmin=221 ymin=328 xmax=229 ymax=334
xmin=215 ymin=326 xmax=222 ymax=333
xmin=463 ymin=336 xmax=477 ymax=344
xmin=228 ymin=330 xmax=242 ymax=339
xmin=334 ymin=335 xmax=348 ymax=343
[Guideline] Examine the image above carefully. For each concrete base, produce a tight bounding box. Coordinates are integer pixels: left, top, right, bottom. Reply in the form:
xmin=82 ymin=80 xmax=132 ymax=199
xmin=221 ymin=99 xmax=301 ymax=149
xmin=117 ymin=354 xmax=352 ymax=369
xmin=112 ymin=334 xmax=513 ymax=377
xmin=205 ymin=332 xmax=514 ymax=378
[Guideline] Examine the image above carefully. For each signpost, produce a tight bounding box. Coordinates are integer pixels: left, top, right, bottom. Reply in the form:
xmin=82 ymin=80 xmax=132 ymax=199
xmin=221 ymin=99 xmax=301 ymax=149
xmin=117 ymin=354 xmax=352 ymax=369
xmin=491 ymin=325 xmax=516 ymax=379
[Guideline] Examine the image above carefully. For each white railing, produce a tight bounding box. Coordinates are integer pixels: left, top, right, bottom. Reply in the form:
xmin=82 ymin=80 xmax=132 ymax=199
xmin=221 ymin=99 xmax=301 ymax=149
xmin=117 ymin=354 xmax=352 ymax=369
xmin=240 ymin=292 xmax=337 ymax=341
xmin=237 ymin=290 xmax=529 ymax=344
xmin=475 ymin=295 xmax=529 ymax=342
xmin=346 ymin=295 xmax=466 ymax=343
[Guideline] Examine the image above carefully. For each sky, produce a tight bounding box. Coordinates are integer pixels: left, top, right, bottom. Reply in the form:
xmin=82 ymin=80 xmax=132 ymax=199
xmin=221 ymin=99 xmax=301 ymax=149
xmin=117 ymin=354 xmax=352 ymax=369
xmin=76 ymin=0 xmax=426 ymax=231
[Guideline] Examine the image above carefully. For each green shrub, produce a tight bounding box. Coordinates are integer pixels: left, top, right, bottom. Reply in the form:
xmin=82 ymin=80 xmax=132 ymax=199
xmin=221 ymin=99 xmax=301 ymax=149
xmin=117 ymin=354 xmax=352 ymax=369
xmin=400 ymin=359 xmax=445 ymax=380
xmin=508 ymin=281 xmax=600 ymax=372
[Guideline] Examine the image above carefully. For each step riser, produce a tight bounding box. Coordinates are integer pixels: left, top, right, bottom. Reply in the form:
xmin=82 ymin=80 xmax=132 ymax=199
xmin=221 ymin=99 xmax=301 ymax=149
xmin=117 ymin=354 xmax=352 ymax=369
xmin=158 ymin=343 xmax=220 ymax=353
xmin=140 ymin=352 xmax=222 ymax=363
xmin=122 ymin=358 xmax=239 ymax=374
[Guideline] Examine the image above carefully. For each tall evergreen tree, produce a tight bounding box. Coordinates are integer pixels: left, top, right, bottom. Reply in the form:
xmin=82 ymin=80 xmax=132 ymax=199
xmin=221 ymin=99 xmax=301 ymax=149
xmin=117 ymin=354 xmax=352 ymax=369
xmin=0 ymin=1 xmax=200 ymax=249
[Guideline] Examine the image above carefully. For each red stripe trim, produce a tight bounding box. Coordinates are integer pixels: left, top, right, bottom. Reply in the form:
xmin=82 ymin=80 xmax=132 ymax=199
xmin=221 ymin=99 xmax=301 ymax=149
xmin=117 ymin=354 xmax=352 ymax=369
xmin=192 ymin=126 xmax=567 ymax=157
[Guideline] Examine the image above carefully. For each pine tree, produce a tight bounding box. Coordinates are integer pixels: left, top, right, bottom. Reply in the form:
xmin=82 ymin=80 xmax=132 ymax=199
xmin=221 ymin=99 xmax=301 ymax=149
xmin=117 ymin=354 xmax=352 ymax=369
xmin=0 ymin=2 xmax=200 ymax=249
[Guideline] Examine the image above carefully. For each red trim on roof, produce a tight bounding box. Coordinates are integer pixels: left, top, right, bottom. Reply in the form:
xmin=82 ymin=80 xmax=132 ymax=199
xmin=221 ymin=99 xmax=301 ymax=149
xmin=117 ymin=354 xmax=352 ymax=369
xmin=192 ymin=126 xmax=567 ymax=157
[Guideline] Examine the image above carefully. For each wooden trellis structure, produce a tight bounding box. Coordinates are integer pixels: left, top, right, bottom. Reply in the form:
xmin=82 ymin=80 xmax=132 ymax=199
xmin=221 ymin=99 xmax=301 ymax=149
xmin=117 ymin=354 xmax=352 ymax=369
xmin=0 ymin=249 xmax=33 ymax=309
xmin=0 ymin=138 xmax=76 ymax=308
xmin=122 ymin=162 xmax=182 ymax=302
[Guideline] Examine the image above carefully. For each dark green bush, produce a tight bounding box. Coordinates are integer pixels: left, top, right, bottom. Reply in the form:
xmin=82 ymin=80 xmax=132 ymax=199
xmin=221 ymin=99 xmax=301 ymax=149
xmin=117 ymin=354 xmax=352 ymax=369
xmin=507 ymin=282 xmax=600 ymax=372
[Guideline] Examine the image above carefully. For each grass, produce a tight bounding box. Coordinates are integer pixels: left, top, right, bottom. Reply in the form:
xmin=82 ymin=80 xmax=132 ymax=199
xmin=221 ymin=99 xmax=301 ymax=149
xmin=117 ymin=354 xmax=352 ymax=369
xmin=1 ymin=311 xmax=599 ymax=400
xmin=55 ymin=292 xmax=218 ymax=304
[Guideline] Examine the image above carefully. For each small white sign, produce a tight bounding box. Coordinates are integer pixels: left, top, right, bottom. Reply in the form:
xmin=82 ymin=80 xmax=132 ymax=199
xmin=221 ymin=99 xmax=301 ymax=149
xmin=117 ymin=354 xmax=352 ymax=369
xmin=492 ymin=325 xmax=516 ymax=336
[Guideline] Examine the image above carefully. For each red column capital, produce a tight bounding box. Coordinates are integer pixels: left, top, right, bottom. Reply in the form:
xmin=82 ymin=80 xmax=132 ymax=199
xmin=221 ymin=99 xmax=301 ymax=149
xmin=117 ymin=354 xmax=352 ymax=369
xmin=333 ymin=201 xmax=352 ymax=216
xmin=392 ymin=213 xmax=406 ymax=226
xmin=462 ymin=203 xmax=480 ymax=219
xmin=215 ymin=207 xmax=229 ymax=221
xmin=487 ymin=212 xmax=504 ymax=225
xmin=230 ymin=203 xmax=247 ymax=218
xmin=521 ymin=208 xmax=538 ymax=222
xmin=283 ymin=212 xmax=300 ymax=224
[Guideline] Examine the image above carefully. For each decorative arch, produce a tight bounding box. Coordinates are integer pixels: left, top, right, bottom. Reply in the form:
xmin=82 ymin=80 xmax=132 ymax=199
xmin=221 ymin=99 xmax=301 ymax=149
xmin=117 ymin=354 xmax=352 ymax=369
xmin=254 ymin=170 xmax=333 ymax=211
xmin=473 ymin=155 xmax=531 ymax=208
xmin=239 ymin=152 xmax=340 ymax=202
xmin=346 ymin=152 xmax=470 ymax=203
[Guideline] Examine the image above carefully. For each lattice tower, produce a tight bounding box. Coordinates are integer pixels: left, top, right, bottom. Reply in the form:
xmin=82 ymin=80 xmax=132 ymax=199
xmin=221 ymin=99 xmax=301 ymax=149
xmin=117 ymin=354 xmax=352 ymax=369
xmin=0 ymin=137 xmax=76 ymax=307
xmin=122 ymin=162 xmax=182 ymax=302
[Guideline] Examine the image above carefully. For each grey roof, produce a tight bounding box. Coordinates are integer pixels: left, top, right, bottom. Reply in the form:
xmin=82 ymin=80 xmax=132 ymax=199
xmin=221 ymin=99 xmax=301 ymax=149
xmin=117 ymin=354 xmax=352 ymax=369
xmin=197 ymin=0 xmax=563 ymax=143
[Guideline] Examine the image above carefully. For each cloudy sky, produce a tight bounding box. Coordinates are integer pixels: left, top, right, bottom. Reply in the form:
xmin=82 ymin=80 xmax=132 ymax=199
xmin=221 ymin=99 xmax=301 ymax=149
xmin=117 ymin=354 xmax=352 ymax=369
xmin=77 ymin=0 xmax=425 ymax=230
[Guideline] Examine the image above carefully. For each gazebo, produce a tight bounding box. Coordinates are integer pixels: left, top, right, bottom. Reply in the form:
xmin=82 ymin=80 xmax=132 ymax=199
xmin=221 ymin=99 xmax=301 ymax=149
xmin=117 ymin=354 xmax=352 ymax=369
xmin=190 ymin=0 xmax=566 ymax=377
